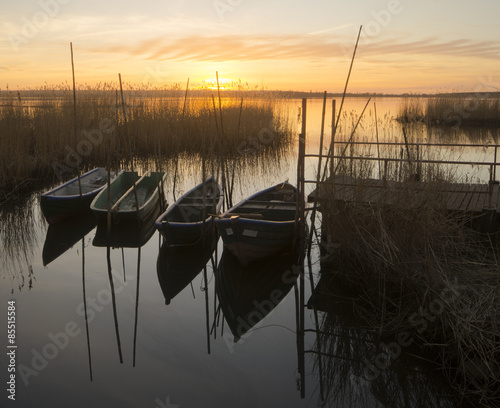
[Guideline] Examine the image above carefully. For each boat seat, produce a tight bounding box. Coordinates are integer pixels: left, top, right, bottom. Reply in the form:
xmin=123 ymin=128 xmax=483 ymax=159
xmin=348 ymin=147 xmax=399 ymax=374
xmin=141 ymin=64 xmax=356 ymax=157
xmin=238 ymin=203 xmax=297 ymax=211
xmin=181 ymin=197 xmax=218 ymax=205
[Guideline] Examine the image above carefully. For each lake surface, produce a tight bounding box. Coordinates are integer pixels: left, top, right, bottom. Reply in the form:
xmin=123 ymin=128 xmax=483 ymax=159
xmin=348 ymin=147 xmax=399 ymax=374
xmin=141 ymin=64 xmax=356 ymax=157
xmin=1 ymin=96 xmax=485 ymax=407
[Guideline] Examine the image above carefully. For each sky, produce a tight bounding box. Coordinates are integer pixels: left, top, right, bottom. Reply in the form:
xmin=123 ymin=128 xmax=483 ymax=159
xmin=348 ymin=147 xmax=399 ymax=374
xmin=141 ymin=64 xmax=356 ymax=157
xmin=1 ymin=0 xmax=499 ymax=93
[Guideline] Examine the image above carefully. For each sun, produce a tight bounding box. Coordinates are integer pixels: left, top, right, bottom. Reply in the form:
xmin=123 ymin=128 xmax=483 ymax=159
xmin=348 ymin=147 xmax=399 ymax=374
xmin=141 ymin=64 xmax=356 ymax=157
xmin=197 ymin=76 xmax=238 ymax=90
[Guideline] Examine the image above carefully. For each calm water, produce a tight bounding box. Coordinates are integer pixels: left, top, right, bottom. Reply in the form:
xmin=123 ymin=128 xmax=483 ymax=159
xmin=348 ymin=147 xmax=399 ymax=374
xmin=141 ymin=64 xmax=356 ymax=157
xmin=1 ymin=97 xmax=483 ymax=407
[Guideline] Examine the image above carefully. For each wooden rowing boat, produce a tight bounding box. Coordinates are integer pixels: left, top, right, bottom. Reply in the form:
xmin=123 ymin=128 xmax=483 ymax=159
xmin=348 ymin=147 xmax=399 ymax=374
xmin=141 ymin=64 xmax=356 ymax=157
xmin=40 ymin=167 xmax=118 ymax=224
xmin=215 ymin=181 xmax=300 ymax=265
xmin=90 ymin=171 xmax=166 ymax=223
xmin=155 ymin=177 xmax=223 ymax=246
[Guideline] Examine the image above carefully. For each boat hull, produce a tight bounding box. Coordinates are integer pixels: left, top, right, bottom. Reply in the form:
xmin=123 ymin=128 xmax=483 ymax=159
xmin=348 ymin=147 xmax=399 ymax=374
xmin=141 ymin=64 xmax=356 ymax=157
xmin=91 ymin=171 xmax=166 ymax=224
xmin=40 ymin=168 xmax=115 ymax=224
xmin=216 ymin=217 xmax=296 ymax=265
xmin=155 ymin=178 xmax=223 ymax=246
xmin=215 ymin=182 xmax=300 ymax=265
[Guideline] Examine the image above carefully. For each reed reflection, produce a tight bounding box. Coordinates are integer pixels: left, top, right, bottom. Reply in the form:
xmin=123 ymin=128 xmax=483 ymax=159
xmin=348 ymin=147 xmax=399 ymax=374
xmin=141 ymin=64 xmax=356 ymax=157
xmin=0 ymin=194 xmax=41 ymax=292
xmin=308 ymin=273 xmax=457 ymax=408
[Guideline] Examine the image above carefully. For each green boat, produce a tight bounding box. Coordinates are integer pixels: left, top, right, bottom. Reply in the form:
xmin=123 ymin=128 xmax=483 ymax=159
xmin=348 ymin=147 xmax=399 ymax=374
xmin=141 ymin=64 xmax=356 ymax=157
xmin=90 ymin=171 xmax=166 ymax=223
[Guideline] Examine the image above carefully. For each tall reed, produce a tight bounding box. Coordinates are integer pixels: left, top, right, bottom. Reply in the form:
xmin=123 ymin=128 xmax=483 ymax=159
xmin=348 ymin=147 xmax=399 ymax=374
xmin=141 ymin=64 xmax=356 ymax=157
xmin=0 ymin=88 xmax=294 ymax=199
xmin=318 ymin=139 xmax=500 ymax=407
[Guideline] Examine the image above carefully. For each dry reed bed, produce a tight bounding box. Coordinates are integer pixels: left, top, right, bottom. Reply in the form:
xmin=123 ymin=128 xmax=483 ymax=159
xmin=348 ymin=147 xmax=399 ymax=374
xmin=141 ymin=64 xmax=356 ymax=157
xmin=399 ymin=96 xmax=500 ymax=128
xmin=319 ymin=143 xmax=500 ymax=407
xmin=0 ymin=90 xmax=294 ymax=200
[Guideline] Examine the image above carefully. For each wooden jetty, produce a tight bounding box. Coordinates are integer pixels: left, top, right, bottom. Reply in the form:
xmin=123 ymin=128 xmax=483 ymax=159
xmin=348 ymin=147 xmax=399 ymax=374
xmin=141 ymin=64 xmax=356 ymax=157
xmin=308 ymin=175 xmax=500 ymax=213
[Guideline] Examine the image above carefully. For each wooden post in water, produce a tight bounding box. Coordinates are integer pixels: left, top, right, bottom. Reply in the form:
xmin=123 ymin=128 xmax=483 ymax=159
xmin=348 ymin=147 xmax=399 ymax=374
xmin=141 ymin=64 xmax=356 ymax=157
xmin=70 ymin=43 xmax=82 ymax=200
xmin=173 ymin=78 xmax=190 ymax=202
xmin=118 ymin=74 xmax=140 ymax=222
xmin=329 ymin=99 xmax=336 ymax=182
xmin=71 ymin=42 xmax=92 ymax=381
xmin=374 ymin=101 xmax=382 ymax=179
xmin=295 ymin=98 xmax=307 ymax=398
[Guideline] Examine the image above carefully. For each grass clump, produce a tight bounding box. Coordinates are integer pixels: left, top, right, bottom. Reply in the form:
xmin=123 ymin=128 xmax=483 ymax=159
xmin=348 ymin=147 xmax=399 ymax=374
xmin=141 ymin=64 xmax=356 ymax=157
xmin=398 ymin=96 xmax=500 ymax=128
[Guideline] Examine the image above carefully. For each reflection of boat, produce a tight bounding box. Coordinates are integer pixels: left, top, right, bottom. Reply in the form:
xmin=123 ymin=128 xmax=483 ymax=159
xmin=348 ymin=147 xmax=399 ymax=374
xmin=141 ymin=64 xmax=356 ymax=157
xmin=42 ymin=212 xmax=97 ymax=266
xmin=92 ymin=203 xmax=160 ymax=248
xmin=155 ymin=177 xmax=223 ymax=246
xmin=215 ymin=181 xmax=300 ymax=265
xmin=40 ymin=167 xmax=119 ymax=224
xmin=156 ymin=233 xmax=217 ymax=305
xmin=90 ymin=171 xmax=166 ymax=223
xmin=216 ymin=249 xmax=299 ymax=341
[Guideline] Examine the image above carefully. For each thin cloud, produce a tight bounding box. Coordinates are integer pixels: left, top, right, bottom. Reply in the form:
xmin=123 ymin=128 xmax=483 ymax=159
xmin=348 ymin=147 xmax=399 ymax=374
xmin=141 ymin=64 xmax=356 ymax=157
xmin=308 ymin=24 xmax=356 ymax=36
xmin=88 ymin=34 xmax=500 ymax=63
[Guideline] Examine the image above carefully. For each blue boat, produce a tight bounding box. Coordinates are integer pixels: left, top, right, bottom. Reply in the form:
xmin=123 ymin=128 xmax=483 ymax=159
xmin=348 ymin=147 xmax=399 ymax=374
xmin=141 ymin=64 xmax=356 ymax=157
xmin=40 ymin=168 xmax=118 ymax=224
xmin=215 ymin=181 xmax=300 ymax=265
xmin=155 ymin=177 xmax=223 ymax=246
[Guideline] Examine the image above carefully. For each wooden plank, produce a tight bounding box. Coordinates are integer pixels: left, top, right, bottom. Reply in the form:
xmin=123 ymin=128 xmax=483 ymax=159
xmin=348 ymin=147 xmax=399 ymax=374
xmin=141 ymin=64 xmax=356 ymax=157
xmin=445 ymin=183 xmax=469 ymax=211
xmin=468 ymin=184 xmax=489 ymax=212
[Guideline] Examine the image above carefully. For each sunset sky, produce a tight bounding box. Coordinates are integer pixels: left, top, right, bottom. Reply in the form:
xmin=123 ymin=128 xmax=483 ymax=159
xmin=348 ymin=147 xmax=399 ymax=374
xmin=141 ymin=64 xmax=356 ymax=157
xmin=1 ymin=0 xmax=499 ymax=93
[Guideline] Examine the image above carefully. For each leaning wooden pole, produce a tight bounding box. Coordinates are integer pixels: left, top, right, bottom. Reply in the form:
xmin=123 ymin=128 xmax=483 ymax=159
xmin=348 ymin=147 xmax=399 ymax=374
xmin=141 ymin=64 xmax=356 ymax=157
xmin=322 ymin=25 xmax=363 ymax=183
xmin=118 ymin=74 xmax=140 ymax=221
xmin=70 ymin=42 xmax=82 ymax=199
xmin=216 ymin=72 xmax=230 ymax=209
xmin=173 ymin=78 xmax=190 ymax=201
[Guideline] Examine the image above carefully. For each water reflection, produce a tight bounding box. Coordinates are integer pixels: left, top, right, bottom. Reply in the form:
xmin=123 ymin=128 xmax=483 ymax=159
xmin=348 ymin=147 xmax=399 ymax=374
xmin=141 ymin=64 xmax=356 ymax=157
xmin=92 ymin=204 xmax=160 ymax=248
xmin=156 ymin=236 xmax=217 ymax=306
xmin=0 ymin=193 xmax=42 ymax=292
xmin=216 ymin=249 xmax=299 ymax=342
xmin=42 ymin=212 xmax=97 ymax=266
xmin=308 ymin=273 xmax=457 ymax=408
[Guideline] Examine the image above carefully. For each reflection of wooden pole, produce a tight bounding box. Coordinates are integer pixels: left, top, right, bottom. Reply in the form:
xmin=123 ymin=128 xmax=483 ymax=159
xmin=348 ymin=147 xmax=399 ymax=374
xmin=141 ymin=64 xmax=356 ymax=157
xmin=202 ymin=122 xmax=211 ymax=354
xmin=133 ymin=247 xmax=141 ymax=367
xmin=81 ymin=236 xmax=93 ymax=381
xmin=107 ymin=246 xmax=123 ymax=364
